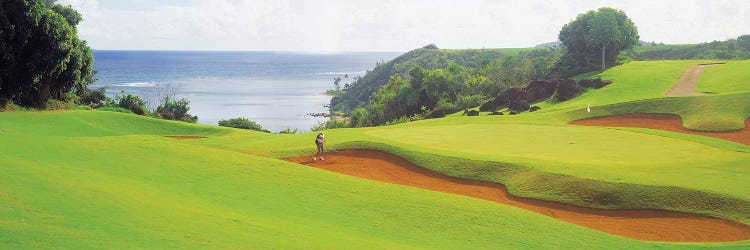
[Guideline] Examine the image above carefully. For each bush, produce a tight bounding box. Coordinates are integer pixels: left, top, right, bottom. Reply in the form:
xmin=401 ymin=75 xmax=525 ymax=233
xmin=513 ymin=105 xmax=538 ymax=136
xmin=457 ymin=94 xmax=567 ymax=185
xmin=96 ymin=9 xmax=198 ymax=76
xmin=278 ymin=128 xmax=298 ymax=134
xmin=156 ymin=95 xmax=198 ymax=123
xmin=429 ymin=98 xmax=459 ymax=118
xmin=114 ymin=93 xmax=148 ymax=115
xmin=78 ymin=87 xmax=109 ymax=108
xmin=385 ymin=114 xmax=423 ymax=125
xmin=218 ymin=117 xmax=269 ymax=132
xmin=311 ymin=119 xmax=349 ymax=132
xmin=456 ymin=94 xmax=486 ymax=110
xmin=349 ymin=107 xmax=373 ymax=127
xmin=45 ymin=99 xmax=77 ymax=110
xmin=0 ymin=101 xmax=32 ymax=112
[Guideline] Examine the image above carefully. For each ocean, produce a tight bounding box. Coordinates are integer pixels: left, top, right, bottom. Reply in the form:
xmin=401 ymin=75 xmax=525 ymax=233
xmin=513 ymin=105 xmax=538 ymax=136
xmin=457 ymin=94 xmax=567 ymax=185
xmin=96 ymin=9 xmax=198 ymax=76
xmin=91 ymin=51 xmax=400 ymax=132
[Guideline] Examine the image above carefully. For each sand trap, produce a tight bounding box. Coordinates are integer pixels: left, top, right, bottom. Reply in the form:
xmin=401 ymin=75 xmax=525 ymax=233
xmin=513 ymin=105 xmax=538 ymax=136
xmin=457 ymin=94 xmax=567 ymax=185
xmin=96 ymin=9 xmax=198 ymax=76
xmin=284 ymin=149 xmax=750 ymax=242
xmin=665 ymin=63 xmax=723 ymax=97
xmin=571 ymin=113 xmax=750 ymax=146
xmin=165 ymin=135 xmax=207 ymax=139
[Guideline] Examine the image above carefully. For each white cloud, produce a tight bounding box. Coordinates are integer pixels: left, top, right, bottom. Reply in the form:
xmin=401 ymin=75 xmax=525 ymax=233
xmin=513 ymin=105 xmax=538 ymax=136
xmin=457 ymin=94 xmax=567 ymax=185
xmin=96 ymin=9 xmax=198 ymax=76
xmin=61 ymin=0 xmax=750 ymax=52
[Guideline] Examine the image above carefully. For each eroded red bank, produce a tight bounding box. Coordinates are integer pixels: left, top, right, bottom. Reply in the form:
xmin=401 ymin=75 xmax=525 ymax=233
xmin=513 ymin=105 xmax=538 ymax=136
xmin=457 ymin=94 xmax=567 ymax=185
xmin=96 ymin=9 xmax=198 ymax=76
xmin=571 ymin=113 xmax=750 ymax=146
xmin=284 ymin=149 xmax=750 ymax=242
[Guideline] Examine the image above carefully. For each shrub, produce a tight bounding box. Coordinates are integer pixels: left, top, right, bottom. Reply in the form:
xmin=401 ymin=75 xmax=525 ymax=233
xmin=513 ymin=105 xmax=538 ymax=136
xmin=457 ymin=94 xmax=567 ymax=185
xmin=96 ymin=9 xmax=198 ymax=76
xmin=156 ymin=95 xmax=198 ymax=123
xmin=115 ymin=93 xmax=148 ymax=115
xmin=429 ymin=98 xmax=459 ymax=118
xmin=45 ymin=99 xmax=77 ymax=110
xmin=218 ymin=117 xmax=269 ymax=132
xmin=278 ymin=128 xmax=298 ymax=134
xmin=78 ymin=87 xmax=109 ymax=108
xmin=456 ymin=94 xmax=486 ymax=110
xmin=311 ymin=119 xmax=349 ymax=131
xmin=0 ymin=101 xmax=32 ymax=112
xmin=349 ymin=108 xmax=373 ymax=127
xmin=385 ymin=114 xmax=424 ymax=125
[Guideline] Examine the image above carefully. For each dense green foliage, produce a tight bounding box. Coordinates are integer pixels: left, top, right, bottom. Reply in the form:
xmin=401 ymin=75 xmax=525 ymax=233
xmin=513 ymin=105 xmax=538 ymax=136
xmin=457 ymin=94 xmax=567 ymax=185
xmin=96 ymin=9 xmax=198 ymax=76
xmin=155 ymin=95 xmax=198 ymax=123
xmin=218 ymin=117 xmax=269 ymax=132
xmin=333 ymin=46 xmax=541 ymax=113
xmin=77 ymin=87 xmax=108 ymax=108
xmin=336 ymin=8 xmax=642 ymax=128
xmin=559 ymin=7 xmax=639 ymax=71
xmin=114 ymin=93 xmax=148 ymax=115
xmin=340 ymin=47 xmax=561 ymax=127
xmin=633 ymin=35 xmax=750 ymax=60
xmin=0 ymin=0 xmax=94 ymax=107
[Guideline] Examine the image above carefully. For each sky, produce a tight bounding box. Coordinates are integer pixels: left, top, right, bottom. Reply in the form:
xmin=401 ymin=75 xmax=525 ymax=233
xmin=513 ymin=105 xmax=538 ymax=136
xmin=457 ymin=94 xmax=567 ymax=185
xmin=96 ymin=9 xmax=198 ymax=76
xmin=61 ymin=0 xmax=750 ymax=52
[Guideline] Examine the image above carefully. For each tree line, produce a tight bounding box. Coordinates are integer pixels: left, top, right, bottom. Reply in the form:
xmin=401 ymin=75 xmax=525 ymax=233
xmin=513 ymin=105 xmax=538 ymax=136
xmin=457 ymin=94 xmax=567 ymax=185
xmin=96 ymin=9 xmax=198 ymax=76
xmin=1 ymin=0 xmax=202 ymax=123
xmin=329 ymin=7 xmax=639 ymax=128
xmin=1 ymin=0 xmax=94 ymax=107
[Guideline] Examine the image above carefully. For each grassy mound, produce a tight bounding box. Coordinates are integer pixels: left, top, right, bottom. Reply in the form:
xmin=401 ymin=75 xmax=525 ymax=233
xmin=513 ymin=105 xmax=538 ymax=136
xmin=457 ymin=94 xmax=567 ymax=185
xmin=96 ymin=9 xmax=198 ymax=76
xmin=3 ymin=110 xmax=725 ymax=248
xmin=0 ymin=110 xmax=226 ymax=137
xmin=564 ymin=92 xmax=750 ymax=131
xmin=4 ymin=59 xmax=750 ymax=247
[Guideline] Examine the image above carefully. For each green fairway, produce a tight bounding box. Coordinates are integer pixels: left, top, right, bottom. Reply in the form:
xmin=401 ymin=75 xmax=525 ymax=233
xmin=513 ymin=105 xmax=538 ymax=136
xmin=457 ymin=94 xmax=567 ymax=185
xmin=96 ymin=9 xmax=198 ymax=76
xmin=3 ymin=59 xmax=750 ymax=248
xmin=3 ymin=111 xmax=730 ymax=249
xmin=699 ymin=60 xmax=750 ymax=94
xmin=538 ymin=60 xmax=723 ymax=113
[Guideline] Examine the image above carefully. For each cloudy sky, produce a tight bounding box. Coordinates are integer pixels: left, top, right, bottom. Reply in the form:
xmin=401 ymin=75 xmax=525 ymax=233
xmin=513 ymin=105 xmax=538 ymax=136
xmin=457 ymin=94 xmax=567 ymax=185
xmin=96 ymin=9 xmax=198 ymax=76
xmin=61 ymin=0 xmax=750 ymax=52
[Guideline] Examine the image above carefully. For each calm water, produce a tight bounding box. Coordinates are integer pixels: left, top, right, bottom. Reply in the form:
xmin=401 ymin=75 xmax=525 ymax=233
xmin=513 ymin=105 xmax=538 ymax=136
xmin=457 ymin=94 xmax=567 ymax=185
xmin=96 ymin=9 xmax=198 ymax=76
xmin=91 ymin=51 xmax=399 ymax=132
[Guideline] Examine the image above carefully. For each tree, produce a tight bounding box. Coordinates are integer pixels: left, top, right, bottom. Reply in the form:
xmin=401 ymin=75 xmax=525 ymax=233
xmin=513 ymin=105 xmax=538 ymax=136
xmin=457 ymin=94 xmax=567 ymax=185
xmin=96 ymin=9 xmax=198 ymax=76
xmin=156 ymin=95 xmax=198 ymax=123
xmin=559 ymin=7 xmax=638 ymax=70
xmin=0 ymin=0 xmax=94 ymax=107
xmin=333 ymin=77 xmax=342 ymax=91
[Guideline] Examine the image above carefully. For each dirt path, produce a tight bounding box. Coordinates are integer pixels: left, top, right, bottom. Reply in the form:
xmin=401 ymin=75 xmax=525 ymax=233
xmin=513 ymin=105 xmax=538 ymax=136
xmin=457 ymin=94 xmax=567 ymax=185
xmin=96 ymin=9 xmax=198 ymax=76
xmin=665 ymin=64 xmax=722 ymax=96
xmin=284 ymin=149 xmax=750 ymax=242
xmin=571 ymin=114 xmax=750 ymax=146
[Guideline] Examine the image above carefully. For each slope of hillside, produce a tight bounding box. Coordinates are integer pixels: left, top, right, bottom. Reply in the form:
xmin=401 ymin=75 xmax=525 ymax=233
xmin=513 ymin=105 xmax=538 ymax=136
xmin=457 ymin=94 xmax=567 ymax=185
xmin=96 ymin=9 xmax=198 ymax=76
xmin=335 ymin=46 xmax=536 ymax=112
xmin=190 ymin=60 xmax=750 ymax=227
xmin=3 ymin=60 xmax=750 ymax=248
xmin=3 ymin=110 xmax=733 ymax=248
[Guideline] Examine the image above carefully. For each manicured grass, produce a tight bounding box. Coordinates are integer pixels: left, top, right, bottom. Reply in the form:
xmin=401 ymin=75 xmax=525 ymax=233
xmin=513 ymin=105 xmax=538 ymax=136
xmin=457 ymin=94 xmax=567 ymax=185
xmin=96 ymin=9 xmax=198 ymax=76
xmin=1 ymin=111 xmax=716 ymax=249
xmin=538 ymin=60 xmax=722 ymax=113
xmin=698 ymin=60 xmax=750 ymax=93
xmin=563 ymin=92 xmax=750 ymax=131
xmin=0 ymin=111 xmax=228 ymax=137
xmin=4 ymin=59 xmax=750 ymax=248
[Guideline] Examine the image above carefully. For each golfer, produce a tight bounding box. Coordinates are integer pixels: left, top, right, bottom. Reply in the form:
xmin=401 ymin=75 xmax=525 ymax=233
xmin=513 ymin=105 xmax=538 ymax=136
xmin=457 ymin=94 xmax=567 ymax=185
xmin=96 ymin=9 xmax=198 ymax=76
xmin=313 ymin=132 xmax=325 ymax=161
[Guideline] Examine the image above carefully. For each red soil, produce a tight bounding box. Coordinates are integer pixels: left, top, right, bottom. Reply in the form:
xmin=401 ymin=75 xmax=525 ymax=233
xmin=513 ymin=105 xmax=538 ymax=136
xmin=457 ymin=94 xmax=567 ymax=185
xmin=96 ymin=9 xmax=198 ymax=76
xmin=165 ymin=135 xmax=207 ymax=139
xmin=571 ymin=113 xmax=750 ymax=146
xmin=284 ymin=149 xmax=750 ymax=242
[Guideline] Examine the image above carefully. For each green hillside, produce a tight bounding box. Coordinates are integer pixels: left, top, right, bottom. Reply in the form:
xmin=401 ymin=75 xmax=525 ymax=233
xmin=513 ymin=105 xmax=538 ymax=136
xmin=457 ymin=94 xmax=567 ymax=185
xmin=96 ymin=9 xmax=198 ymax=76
xmin=3 ymin=59 xmax=750 ymax=248
xmin=699 ymin=60 xmax=750 ymax=93
xmin=632 ymin=35 xmax=750 ymax=60
xmin=0 ymin=111 xmax=722 ymax=249
xmin=334 ymin=46 xmax=546 ymax=113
